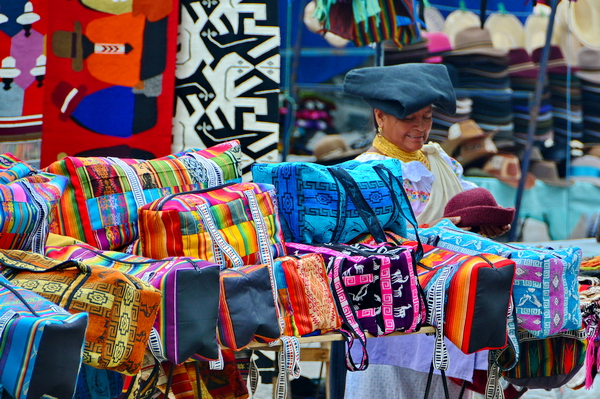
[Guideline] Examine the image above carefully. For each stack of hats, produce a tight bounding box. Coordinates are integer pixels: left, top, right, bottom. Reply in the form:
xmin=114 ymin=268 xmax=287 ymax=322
xmin=442 ymin=27 xmax=514 ymax=150
xmin=533 ymin=46 xmax=584 ymax=165
xmin=429 ymin=97 xmax=473 ymax=143
xmin=507 ymin=48 xmax=553 ymax=150
xmin=384 ymin=38 xmax=430 ymax=65
xmin=440 ymin=119 xmax=498 ymax=170
xmin=422 ymin=31 xmax=452 ymax=64
xmin=575 ymin=47 xmax=600 ymax=147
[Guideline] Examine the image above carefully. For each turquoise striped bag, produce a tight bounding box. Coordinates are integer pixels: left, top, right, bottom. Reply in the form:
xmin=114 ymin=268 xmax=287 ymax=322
xmin=0 ymin=274 xmax=88 ymax=399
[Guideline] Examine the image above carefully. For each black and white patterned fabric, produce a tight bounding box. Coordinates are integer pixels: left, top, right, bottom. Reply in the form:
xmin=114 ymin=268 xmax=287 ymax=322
xmin=174 ymin=0 xmax=280 ymax=179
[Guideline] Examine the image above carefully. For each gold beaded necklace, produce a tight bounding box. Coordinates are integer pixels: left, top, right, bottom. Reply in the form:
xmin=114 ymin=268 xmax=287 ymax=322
xmin=373 ymin=133 xmax=429 ymax=169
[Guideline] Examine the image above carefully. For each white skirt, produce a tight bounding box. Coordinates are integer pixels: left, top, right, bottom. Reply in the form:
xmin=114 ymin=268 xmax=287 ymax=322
xmin=344 ymin=364 xmax=474 ymax=399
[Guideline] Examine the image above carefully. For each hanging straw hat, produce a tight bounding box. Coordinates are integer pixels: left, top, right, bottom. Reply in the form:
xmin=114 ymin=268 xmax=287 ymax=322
xmin=568 ymin=0 xmax=600 ymax=51
xmin=524 ymin=12 xmax=549 ymax=54
xmin=443 ymin=9 xmax=480 ymax=47
xmin=424 ymin=4 xmax=445 ymax=33
xmin=484 ymin=12 xmax=525 ymax=50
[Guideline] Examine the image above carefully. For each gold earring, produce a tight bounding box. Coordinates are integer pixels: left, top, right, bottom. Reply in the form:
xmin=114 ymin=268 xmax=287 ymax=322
xmin=377 ymin=126 xmax=383 ymax=135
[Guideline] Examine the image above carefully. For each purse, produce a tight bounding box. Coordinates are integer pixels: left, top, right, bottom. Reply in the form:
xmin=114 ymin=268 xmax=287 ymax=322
xmin=494 ymin=329 xmax=587 ymax=390
xmin=137 ymin=182 xmax=287 ymax=267
xmin=414 ymin=243 xmax=516 ymax=361
xmin=43 ymin=140 xmax=242 ymax=251
xmin=252 ymin=159 xmax=413 ymax=244
xmin=0 ymin=274 xmax=89 ymax=399
xmin=44 ymin=242 xmax=221 ymax=365
xmin=416 ymin=219 xmax=582 ymax=338
xmin=287 ymin=241 xmax=427 ymax=371
xmin=274 ymin=253 xmax=342 ymax=337
xmin=0 ymin=249 xmax=162 ymax=375
xmin=0 ymin=154 xmax=68 ymax=253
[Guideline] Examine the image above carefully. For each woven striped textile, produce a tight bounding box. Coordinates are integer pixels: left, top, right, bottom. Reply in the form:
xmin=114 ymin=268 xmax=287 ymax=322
xmin=138 ymin=182 xmax=286 ymax=267
xmin=218 ymin=263 xmax=280 ymax=351
xmin=497 ymin=330 xmax=587 ymax=389
xmin=0 ymin=249 xmax=161 ymax=375
xmin=45 ymin=242 xmax=221 ymax=365
xmin=0 ymin=275 xmax=88 ymax=399
xmin=0 ymin=153 xmax=68 ymax=252
xmin=43 ymin=140 xmax=242 ymax=251
xmin=275 ymin=253 xmax=341 ymax=336
xmin=415 ymin=243 xmax=516 ymax=355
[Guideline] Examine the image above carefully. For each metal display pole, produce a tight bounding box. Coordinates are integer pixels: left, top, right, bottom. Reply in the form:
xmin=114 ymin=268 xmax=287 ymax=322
xmin=508 ymin=0 xmax=560 ymax=242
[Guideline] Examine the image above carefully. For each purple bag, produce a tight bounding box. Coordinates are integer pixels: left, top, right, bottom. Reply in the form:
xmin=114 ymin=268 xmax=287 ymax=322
xmin=286 ymin=241 xmax=427 ymax=370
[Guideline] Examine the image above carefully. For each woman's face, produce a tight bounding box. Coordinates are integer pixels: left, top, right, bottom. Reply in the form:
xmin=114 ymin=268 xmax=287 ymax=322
xmin=375 ymin=106 xmax=433 ymax=153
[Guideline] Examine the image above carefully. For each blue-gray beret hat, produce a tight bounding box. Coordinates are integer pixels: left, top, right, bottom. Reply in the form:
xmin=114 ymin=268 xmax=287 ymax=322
xmin=342 ymin=63 xmax=457 ymax=119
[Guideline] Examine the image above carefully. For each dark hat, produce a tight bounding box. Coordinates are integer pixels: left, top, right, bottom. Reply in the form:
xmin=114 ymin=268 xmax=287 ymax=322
xmin=342 ymin=63 xmax=457 ymax=119
xmin=52 ymin=21 xmax=83 ymax=72
xmin=443 ymin=187 xmax=515 ymax=228
xmin=51 ymin=81 xmax=87 ymax=122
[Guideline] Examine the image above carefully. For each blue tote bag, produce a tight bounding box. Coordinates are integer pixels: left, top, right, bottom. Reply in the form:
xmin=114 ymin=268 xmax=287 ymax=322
xmin=0 ymin=275 xmax=88 ymax=399
xmin=252 ymin=159 xmax=416 ymax=244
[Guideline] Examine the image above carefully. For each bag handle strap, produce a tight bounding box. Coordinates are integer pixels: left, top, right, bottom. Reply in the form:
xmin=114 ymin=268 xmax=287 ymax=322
xmin=485 ymin=297 xmax=520 ymax=399
xmin=423 ymin=362 xmax=451 ymax=399
xmin=329 ymin=256 xmax=369 ymax=371
xmin=328 ymin=167 xmax=388 ymax=244
xmin=426 ymin=263 xmax=453 ymax=371
xmin=0 ymin=250 xmax=92 ymax=275
xmin=107 ymin=157 xmax=147 ymax=210
xmin=186 ymin=152 xmax=225 ymax=188
xmin=20 ymin=180 xmax=50 ymax=254
xmin=372 ymin=164 xmax=424 ymax=261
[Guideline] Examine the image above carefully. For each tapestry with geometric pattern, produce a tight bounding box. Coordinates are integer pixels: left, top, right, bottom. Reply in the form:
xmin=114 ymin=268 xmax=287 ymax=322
xmin=174 ymin=0 xmax=280 ymax=179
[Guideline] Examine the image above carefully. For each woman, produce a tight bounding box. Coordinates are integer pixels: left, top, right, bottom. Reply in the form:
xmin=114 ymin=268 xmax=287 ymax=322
xmin=341 ymin=63 xmax=510 ymax=398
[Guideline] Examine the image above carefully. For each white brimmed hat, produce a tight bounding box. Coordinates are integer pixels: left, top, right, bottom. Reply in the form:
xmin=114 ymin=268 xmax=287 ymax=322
xmin=0 ymin=56 xmax=20 ymax=79
xmin=568 ymin=0 xmax=600 ymax=50
xmin=484 ymin=12 xmax=525 ymax=50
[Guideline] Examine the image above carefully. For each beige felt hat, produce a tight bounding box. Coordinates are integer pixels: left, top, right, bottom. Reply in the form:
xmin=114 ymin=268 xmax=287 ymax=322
xmin=568 ymin=0 xmax=600 ymax=51
xmin=443 ymin=26 xmax=508 ymax=58
xmin=443 ymin=9 xmax=480 ymax=47
xmin=440 ymin=119 xmax=488 ymax=156
xmin=575 ymin=47 xmax=600 ymax=84
xmin=484 ymin=12 xmax=525 ymax=50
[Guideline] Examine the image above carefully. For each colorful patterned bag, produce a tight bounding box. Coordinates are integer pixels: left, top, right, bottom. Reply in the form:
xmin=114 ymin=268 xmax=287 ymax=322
xmin=416 ymin=219 xmax=582 ymax=338
xmin=287 ymin=241 xmax=426 ymax=371
xmin=274 ymin=253 xmax=342 ymax=337
xmin=137 ymin=182 xmax=286 ymax=267
xmin=413 ymin=243 xmax=516 ymax=366
xmin=252 ymin=160 xmax=413 ymax=244
xmin=494 ymin=329 xmax=587 ymax=390
xmin=0 ymin=249 xmax=162 ymax=375
xmin=218 ymin=263 xmax=281 ymax=351
xmin=0 ymin=153 xmax=68 ymax=253
xmin=0 ymin=274 xmax=88 ymax=399
xmin=43 ymin=140 xmax=242 ymax=251
xmin=44 ymin=243 xmax=221 ymax=365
